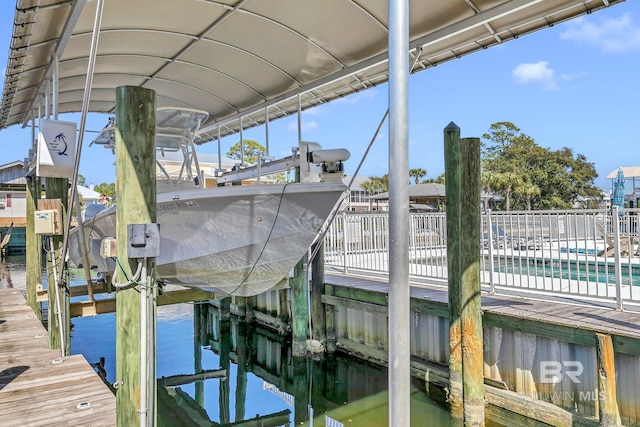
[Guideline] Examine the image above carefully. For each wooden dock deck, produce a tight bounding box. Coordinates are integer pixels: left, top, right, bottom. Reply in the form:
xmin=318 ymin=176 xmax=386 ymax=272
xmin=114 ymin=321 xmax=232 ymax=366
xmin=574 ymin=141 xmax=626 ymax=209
xmin=0 ymin=289 xmax=116 ymax=427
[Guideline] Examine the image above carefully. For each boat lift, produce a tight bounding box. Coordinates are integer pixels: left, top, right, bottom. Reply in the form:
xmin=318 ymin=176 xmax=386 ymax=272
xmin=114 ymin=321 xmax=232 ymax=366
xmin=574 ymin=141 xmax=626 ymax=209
xmin=214 ymin=141 xmax=350 ymax=185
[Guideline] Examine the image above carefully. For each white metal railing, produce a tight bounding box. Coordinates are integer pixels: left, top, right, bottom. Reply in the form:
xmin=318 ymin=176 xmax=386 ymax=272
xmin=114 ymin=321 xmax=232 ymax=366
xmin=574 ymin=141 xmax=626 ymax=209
xmin=324 ymin=209 xmax=640 ymax=309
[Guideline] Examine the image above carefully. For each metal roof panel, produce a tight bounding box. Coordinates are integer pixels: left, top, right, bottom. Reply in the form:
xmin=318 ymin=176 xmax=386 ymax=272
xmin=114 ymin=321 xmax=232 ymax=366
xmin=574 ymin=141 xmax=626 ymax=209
xmin=0 ymin=0 xmax=625 ymax=143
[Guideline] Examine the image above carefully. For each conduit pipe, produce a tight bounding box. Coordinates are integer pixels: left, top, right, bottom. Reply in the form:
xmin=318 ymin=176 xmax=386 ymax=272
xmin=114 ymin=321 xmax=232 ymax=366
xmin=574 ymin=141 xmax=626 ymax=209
xmin=57 ymin=0 xmax=104 ymax=296
xmin=139 ymin=259 xmax=148 ymax=427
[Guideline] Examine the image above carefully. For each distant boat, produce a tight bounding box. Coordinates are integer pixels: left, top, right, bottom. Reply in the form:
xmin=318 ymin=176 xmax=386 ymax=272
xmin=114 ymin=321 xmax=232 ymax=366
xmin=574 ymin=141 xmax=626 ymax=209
xmin=68 ymin=107 xmax=349 ymax=296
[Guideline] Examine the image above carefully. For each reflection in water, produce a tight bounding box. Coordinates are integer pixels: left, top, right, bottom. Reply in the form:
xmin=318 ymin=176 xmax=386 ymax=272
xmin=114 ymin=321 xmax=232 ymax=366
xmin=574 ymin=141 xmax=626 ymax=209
xmin=28 ymin=260 xmax=550 ymax=426
xmin=0 ymin=254 xmax=27 ymax=290
xmin=153 ymin=302 xmax=450 ymax=427
xmin=152 ymin=303 xmax=551 ymax=427
xmin=0 ymin=261 xmax=12 ymax=288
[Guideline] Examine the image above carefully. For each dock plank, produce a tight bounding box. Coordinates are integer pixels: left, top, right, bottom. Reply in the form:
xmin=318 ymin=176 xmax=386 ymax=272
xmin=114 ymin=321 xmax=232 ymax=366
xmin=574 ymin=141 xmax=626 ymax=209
xmin=0 ymin=289 xmax=115 ymax=426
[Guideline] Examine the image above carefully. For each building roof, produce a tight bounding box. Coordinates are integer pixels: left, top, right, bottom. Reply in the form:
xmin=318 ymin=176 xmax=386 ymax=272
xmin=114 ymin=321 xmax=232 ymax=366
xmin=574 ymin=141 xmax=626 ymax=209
xmin=0 ymin=161 xmax=24 ymax=171
xmin=77 ymin=185 xmax=101 ymax=200
xmin=0 ymin=160 xmax=26 ymax=186
xmin=370 ymin=183 xmax=446 ymax=200
xmin=343 ymin=175 xmax=372 ymax=190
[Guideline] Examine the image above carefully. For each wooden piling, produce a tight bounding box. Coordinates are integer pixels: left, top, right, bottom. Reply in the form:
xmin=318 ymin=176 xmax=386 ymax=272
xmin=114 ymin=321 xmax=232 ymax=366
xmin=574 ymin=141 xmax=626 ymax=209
xmin=244 ymin=295 xmax=257 ymax=323
xmin=291 ymin=165 xmax=308 ymax=357
xmin=311 ymin=241 xmax=326 ymax=346
xmin=444 ymin=124 xmax=485 ymax=426
xmin=219 ymin=303 xmax=232 ymax=425
xmin=293 ymin=356 xmax=310 ymax=424
xmin=459 ymin=137 xmax=484 ymax=426
xmin=114 ymin=86 xmax=156 ymax=427
xmin=595 ymin=333 xmax=621 ymax=426
xmin=26 ymin=176 xmax=41 ymax=318
xmin=235 ymin=317 xmax=248 ymax=422
xmin=291 ymin=257 xmax=308 ymax=357
xmin=279 ymin=289 xmax=289 ymax=323
xmin=444 ymin=122 xmax=463 ymax=425
xmin=220 ymin=296 xmax=231 ymax=321
xmin=193 ymin=303 xmax=204 ymax=406
xmin=325 ymin=284 xmax=337 ymax=353
xmin=39 ymin=192 xmax=69 ymax=355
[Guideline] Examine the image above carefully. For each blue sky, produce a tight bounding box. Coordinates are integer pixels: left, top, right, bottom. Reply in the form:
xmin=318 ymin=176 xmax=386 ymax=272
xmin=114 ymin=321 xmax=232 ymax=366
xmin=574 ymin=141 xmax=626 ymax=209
xmin=1 ymin=2 xmax=639 ymax=192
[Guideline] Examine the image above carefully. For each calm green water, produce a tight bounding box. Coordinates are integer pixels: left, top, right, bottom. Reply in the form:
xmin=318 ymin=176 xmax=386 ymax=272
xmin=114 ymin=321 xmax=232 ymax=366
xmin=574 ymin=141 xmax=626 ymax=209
xmin=1 ymin=255 xmax=550 ymax=426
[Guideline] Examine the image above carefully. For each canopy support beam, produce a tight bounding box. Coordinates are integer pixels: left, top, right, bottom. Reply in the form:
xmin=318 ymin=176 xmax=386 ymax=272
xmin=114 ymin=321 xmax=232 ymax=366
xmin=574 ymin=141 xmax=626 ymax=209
xmin=387 ymin=0 xmax=410 ymax=426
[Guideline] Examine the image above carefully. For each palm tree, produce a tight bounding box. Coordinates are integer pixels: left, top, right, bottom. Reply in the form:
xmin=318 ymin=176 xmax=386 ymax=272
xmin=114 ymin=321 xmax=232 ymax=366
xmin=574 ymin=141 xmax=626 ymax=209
xmin=361 ymin=175 xmax=388 ymax=193
xmin=361 ymin=175 xmax=388 ymax=211
xmin=484 ymin=170 xmax=521 ymax=211
xmin=409 ymin=168 xmax=426 ymax=185
xmin=515 ymin=181 xmax=541 ymax=210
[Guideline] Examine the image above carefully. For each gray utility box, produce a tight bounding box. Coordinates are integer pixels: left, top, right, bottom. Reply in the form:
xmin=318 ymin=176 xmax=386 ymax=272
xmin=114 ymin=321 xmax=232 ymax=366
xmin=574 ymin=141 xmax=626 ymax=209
xmin=127 ymin=223 xmax=160 ymax=258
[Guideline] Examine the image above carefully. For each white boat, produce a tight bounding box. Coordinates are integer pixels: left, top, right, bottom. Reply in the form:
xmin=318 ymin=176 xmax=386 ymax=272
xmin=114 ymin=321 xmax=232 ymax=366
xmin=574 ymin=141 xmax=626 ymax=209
xmin=68 ymin=107 xmax=349 ymax=296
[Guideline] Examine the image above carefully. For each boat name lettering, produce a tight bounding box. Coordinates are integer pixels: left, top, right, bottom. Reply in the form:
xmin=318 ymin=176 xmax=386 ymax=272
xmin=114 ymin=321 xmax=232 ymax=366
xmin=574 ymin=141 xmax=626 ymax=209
xmin=158 ymin=200 xmax=199 ymax=210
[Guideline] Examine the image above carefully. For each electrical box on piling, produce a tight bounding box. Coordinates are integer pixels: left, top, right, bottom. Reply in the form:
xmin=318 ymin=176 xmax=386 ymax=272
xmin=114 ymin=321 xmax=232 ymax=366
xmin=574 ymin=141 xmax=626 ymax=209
xmin=35 ymin=199 xmax=64 ymax=235
xmin=34 ymin=210 xmax=60 ymax=235
xmin=127 ymin=223 xmax=160 ymax=258
xmin=100 ymin=237 xmax=117 ymax=258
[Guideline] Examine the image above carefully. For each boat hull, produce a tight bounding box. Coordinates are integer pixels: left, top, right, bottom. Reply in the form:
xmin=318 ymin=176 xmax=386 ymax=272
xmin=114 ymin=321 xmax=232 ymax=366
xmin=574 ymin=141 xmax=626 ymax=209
xmin=69 ymin=182 xmax=346 ymax=296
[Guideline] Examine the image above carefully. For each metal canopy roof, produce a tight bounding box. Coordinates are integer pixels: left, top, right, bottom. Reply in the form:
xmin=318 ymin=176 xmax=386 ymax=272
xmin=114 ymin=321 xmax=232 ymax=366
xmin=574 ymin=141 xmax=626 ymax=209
xmin=1 ymin=0 xmax=624 ymax=143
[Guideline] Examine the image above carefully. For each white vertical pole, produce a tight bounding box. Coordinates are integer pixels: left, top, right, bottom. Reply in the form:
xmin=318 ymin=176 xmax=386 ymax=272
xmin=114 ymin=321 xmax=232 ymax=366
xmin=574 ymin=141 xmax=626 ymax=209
xmin=57 ymin=0 xmax=104 ymax=298
xmin=49 ymin=237 xmax=65 ymax=357
xmin=51 ymin=55 xmax=58 ymax=119
xmin=239 ymin=118 xmax=244 ymax=165
xmin=257 ymin=153 xmax=262 ymax=184
xmin=217 ymin=127 xmax=222 ymax=172
xmin=265 ymin=106 xmax=270 ymax=155
xmin=342 ymin=213 xmax=349 ymax=274
xmin=487 ymin=209 xmax=496 ymax=294
xmin=139 ymin=261 xmax=148 ymax=427
xmin=388 ymin=0 xmax=410 ymax=425
xmin=297 ymin=94 xmax=302 ymax=144
xmin=613 ymin=206 xmax=623 ymax=310
xmin=45 ymin=79 xmax=50 ymax=119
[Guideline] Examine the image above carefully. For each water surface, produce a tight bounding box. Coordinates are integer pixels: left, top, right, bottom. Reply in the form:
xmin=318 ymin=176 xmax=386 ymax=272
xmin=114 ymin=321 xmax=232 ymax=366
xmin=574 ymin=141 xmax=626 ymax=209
xmin=1 ymin=255 xmax=550 ymax=426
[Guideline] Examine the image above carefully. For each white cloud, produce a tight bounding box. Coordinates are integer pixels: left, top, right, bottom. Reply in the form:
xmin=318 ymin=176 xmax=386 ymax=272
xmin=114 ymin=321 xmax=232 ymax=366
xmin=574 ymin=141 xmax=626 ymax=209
xmin=287 ymin=120 xmax=319 ymax=132
xmin=558 ymin=71 xmax=587 ymax=82
xmin=303 ymin=105 xmax=326 ymax=116
xmin=512 ymin=61 xmax=558 ymax=90
xmin=332 ymin=90 xmax=377 ymax=105
xmin=559 ymin=13 xmax=640 ymax=53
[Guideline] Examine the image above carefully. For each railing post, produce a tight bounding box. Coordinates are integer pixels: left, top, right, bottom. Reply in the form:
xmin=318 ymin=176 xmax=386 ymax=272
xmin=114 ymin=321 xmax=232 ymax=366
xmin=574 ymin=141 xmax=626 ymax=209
xmin=613 ymin=206 xmax=624 ymax=311
xmin=486 ymin=209 xmax=496 ymax=294
xmin=342 ymin=214 xmax=349 ymax=274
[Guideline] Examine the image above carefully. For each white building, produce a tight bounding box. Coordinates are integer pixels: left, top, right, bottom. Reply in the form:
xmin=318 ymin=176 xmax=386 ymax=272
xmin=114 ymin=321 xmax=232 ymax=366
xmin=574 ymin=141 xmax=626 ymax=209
xmin=0 ymin=161 xmax=28 ymax=228
xmin=342 ymin=175 xmax=389 ymax=212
